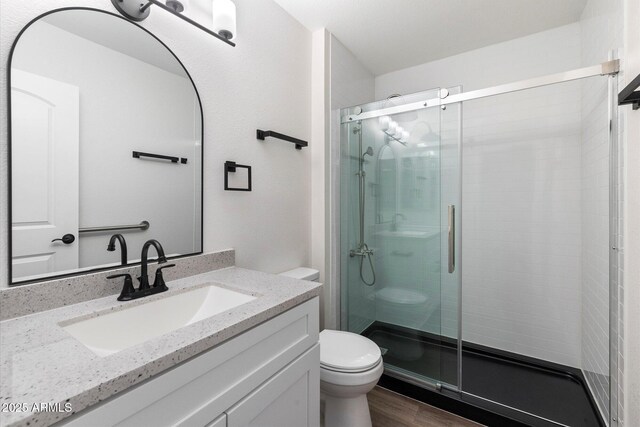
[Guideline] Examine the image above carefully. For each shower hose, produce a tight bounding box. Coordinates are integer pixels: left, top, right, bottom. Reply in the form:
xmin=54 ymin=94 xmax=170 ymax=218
xmin=358 ymin=167 xmax=376 ymax=286
xmin=358 ymin=243 xmax=376 ymax=286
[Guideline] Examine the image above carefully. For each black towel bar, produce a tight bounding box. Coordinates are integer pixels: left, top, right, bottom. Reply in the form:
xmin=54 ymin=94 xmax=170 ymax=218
xmin=619 ymin=73 xmax=640 ymax=110
xmin=133 ymin=151 xmax=187 ymax=164
xmin=257 ymin=129 xmax=308 ymax=150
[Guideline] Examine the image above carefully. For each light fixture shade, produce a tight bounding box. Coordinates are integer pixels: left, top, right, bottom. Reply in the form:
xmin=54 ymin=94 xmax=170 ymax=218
xmin=212 ymin=0 xmax=236 ymax=40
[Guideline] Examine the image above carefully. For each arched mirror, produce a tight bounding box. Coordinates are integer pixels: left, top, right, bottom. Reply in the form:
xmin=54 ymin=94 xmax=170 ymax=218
xmin=9 ymin=8 xmax=203 ymax=284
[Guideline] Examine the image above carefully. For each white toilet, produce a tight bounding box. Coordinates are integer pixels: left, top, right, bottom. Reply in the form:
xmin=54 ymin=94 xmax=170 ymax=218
xmin=280 ymin=268 xmax=384 ymax=427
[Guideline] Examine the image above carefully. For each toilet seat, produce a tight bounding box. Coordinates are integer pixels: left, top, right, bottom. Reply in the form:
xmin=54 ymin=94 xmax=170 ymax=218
xmin=321 ymin=358 xmax=384 ymax=387
xmin=320 ymin=330 xmax=382 ymax=373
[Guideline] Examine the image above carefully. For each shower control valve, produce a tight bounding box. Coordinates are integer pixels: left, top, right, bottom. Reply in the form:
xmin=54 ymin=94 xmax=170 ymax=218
xmin=350 ymin=247 xmax=374 ymax=257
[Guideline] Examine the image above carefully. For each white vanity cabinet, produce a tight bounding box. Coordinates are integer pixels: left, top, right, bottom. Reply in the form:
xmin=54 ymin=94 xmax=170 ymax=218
xmin=226 ymin=345 xmax=319 ymax=426
xmin=59 ymin=298 xmax=320 ymax=427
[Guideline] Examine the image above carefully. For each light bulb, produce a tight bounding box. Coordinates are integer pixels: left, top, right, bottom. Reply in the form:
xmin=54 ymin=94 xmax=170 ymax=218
xmin=402 ymin=131 xmax=410 ymax=141
xmin=212 ymin=0 xmax=236 ymax=40
xmin=387 ymin=121 xmax=398 ymax=134
xmin=394 ymin=126 xmax=404 ymax=137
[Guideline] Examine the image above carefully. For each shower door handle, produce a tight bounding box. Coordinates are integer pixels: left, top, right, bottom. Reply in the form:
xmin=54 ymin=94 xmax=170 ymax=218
xmin=448 ymin=205 xmax=455 ymax=273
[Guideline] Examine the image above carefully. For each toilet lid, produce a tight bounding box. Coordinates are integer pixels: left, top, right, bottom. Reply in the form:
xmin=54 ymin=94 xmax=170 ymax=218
xmin=320 ymin=330 xmax=382 ymax=372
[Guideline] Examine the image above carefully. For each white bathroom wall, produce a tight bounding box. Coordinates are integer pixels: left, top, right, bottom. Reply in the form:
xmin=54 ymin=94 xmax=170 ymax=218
xmin=329 ymin=35 xmax=375 ymax=331
xmin=376 ymin=24 xmax=584 ymax=367
xmin=0 ymin=0 xmax=312 ymax=286
xmin=580 ymin=0 xmax=624 ymax=422
xmin=329 ymin=36 xmax=375 ymax=112
xmin=622 ymin=0 xmax=640 ymax=424
xmin=310 ymin=28 xmax=330 ymax=329
xmin=12 ymin=21 xmax=200 ymax=269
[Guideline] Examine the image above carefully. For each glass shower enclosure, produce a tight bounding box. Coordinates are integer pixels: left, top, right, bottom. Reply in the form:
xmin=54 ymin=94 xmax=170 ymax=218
xmin=337 ymin=60 xmax=620 ymax=427
xmin=340 ymin=87 xmax=462 ymax=390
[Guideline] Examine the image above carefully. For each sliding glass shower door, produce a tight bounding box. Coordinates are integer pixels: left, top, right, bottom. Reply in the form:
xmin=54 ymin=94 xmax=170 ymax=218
xmin=340 ymin=88 xmax=462 ymax=389
xmin=456 ymin=72 xmax=617 ymax=427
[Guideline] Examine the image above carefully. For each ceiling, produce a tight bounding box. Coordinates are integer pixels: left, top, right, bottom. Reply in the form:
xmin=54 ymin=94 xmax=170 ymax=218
xmin=272 ymin=0 xmax=587 ymax=75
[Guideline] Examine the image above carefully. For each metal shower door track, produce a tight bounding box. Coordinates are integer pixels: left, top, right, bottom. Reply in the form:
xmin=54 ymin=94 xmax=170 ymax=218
xmin=341 ymin=59 xmax=620 ymax=124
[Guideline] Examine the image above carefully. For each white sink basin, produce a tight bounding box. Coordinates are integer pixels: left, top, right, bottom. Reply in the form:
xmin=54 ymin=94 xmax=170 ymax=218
xmin=61 ymin=284 xmax=256 ymax=357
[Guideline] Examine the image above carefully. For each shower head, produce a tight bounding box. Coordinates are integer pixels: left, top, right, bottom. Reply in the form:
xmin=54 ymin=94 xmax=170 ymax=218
xmin=362 ymin=146 xmax=374 ymax=158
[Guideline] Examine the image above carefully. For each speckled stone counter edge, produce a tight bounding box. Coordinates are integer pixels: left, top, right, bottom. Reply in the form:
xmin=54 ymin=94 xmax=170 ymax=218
xmin=0 ymin=249 xmax=235 ymax=321
xmin=0 ymin=267 xmax=322 ymax=427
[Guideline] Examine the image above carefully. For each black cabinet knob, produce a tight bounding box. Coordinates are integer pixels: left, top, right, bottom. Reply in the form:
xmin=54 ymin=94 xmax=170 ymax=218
xmin=51 ymin=234 xmax=75 ymax=244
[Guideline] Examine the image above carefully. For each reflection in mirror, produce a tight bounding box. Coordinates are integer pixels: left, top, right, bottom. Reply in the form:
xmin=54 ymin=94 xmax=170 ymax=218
xmin=397 ymin=119 xmax=440 ymax=221
xmin=376 ymin=145 xmax=396 ymax=225
xmin=10 ymin=9 xmax=203 ymax=284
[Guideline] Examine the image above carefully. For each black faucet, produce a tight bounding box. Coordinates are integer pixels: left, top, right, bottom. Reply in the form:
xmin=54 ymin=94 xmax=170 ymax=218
xmin=139 ymin=239 xmax=167 ymax=290
xmin=107 ymin=234 xmax=128 ymax=266
xmin=108 ymin=239 xmax=175 ymax=301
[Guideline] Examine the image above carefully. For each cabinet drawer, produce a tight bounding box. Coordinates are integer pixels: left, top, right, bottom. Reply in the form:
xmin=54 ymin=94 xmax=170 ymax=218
xmin=226 ymin=344 xmax=320 ymax=427
xmin=59 ymin=297 xmax=319 ymax=427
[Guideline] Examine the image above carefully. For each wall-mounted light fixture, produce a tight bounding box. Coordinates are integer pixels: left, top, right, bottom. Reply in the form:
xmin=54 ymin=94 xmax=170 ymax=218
xmin=111 ymin=0 xmax=237 ymax=47
xmin=211 ymin=0 xmax=236 ymax=41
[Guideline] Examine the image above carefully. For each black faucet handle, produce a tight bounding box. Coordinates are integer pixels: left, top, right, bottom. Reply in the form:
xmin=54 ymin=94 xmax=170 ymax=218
xmin=108 ymin=273 xmax=136 ymax=301
xmin=153 ymin=264 xmax=175 ymax=289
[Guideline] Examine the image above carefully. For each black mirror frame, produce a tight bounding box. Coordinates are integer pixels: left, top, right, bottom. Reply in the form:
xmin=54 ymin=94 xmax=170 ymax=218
xmin=6 ymin=7 xmax=205 ymax=286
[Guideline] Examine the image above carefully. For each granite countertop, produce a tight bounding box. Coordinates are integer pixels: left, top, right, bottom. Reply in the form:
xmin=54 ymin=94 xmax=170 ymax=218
xmin=0 ymin=267 xmax=322 ymax=427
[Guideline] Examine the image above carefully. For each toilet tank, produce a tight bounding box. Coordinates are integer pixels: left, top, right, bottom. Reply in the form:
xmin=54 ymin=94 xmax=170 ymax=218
xmin=279 ymin=267 xmax=319 ymax=282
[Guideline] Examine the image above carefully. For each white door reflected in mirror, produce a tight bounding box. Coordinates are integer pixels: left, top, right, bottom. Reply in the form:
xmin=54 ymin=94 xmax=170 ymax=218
xmin=11 ymin=70 xmax=79 ymax=280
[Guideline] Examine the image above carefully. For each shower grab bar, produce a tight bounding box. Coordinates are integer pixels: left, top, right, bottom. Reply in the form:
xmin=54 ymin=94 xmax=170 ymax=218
xmin=448 ymin=205 xmax=455 ymax=274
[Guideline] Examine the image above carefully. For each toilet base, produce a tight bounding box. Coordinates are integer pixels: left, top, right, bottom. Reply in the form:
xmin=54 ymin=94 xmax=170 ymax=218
xmin=321 ymin=391 xmax=372 ymax=427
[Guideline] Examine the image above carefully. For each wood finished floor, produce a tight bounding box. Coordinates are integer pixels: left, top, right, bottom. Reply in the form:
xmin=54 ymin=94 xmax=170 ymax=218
xmin=368 ymin=386 xmax=484 ymax=427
